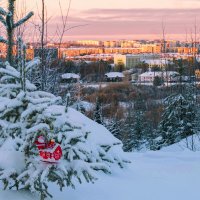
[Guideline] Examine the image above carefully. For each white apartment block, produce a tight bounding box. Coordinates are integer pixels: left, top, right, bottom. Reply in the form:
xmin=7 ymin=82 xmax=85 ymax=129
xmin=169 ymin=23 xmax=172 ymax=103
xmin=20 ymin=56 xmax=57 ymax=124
xmin=139 ymin=71 xmax=179 ymax=82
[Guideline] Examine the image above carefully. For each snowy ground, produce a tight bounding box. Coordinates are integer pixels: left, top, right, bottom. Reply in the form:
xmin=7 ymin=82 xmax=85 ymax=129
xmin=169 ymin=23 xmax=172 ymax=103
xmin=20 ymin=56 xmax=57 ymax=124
xmin=51 ymin=150 xmax=200 ymax=200
xmin=1 ymin=142 xmax=200 ymax=200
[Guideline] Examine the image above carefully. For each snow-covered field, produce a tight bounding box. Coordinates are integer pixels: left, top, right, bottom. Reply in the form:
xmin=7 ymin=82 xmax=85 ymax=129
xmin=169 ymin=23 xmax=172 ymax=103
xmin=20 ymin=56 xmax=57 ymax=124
xmin=49 ymin=151 xmax=200 ymax=200
xmin=1 ymin=142 xmax=200 ymax=200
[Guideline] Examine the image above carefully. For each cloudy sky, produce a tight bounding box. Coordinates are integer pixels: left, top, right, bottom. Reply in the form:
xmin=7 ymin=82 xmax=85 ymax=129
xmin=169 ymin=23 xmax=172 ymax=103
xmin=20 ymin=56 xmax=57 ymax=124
xmin=1 ymin=0 xmax=200 ymax=41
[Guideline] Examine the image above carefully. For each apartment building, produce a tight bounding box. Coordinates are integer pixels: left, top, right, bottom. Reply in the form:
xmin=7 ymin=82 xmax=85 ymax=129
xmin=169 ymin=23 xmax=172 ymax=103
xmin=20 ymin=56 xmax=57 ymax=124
xmin=141 ymin=44 xmax=162 ymax=53
xmin=177 ymin=47 xmax=198 ymax=54
xmin=139 ymin=71 xmax=179 ymax=82
xmin=76 ymin=40 xmax=102 ymax=47
xmin=114 ymin=54 xmax=141 ymax=69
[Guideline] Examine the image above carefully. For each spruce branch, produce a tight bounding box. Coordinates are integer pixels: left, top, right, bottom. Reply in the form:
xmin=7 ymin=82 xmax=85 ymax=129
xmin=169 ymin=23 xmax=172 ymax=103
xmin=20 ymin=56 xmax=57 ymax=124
xmin=0 ymin=36 xmax=7 ymax=44
xmin=14 ymin=11 xmax=34 ymax=28
xmin=0 ymin=7 xmax=7 ymax=16
xmin=0 ymin=16 xmax=6 ymax=26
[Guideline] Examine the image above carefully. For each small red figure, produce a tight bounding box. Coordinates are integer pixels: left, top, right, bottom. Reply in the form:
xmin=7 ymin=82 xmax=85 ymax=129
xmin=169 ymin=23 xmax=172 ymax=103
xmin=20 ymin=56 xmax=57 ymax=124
xmin=35 ymin=135 xmax=62 ymax=163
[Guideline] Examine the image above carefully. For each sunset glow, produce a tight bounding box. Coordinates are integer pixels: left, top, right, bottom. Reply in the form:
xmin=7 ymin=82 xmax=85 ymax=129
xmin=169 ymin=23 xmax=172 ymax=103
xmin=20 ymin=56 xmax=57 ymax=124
xmin=1 ymin=0 xmax=200 ymax=40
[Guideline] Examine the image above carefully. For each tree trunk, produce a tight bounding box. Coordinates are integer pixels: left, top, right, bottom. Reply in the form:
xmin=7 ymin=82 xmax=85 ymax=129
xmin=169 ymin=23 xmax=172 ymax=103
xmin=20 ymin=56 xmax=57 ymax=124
xmin=7 ymin=0 xmax=15 ymax=65
xmin=41 ymin=0 xmax=45 ymax=90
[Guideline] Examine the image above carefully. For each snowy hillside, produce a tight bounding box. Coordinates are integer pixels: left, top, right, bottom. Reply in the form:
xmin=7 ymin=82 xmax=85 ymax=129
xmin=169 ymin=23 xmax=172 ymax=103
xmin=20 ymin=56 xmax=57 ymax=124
xmin=53 ymin=150 xmax=200 ymax=200
xmin=1 ymin=141 xmax=200 ymax=200
xmin=162 ymin=134 xmax=200 ymax=152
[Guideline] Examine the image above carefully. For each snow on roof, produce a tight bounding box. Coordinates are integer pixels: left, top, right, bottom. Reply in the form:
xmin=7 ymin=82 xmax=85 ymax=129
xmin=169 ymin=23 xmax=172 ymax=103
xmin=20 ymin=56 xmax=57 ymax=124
xmin=61 ymin=73 xmax=80 ymax=79
xmin=139 ymin=71 xmax=162 ymax=77
xmin=139 ymin=71 xmax=179 ymax=77
xmin=142 ymin=59 xmax=171 ymax=65
xmin=105 ymin=72 xmax=125 ymax=78
xmin=84 ymin=60 xmax=93 ymax=64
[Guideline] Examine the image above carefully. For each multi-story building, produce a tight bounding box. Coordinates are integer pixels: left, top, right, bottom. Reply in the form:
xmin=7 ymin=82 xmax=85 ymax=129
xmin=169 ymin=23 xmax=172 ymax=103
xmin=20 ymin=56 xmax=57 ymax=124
xmin=62 ymin=48 xmax=104 ymax=57
xmin=114 ymin=54 xmax=141 ymax=69
xmin=143 ymin=59 xmax=171 ymax=68
xmin=138 ymin=71 xmax=179 ymax=83
xmin=0 ymin=43 xmax=7 ymax=59
xmin=103 ymin=41 xmax=111 ymax=48
xmin=76 ymin=40 xmax=102 ymax=47
xmin=141 ymin=44 xmax=162 ymax=53
xmin=26 ymin=48 xmax=34 ymax=60
xmin=177 ymin=47 xmax=198 ymax=54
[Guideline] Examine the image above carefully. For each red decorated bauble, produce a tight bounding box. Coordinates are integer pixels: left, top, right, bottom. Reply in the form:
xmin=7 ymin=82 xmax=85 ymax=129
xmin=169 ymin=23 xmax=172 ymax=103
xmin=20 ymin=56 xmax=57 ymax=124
xmin=35 ymin=136 xmax=62 ymax=163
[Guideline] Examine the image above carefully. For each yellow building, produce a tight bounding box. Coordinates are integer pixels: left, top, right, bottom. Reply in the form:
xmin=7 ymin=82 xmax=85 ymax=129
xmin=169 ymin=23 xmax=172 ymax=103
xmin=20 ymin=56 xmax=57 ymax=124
xmin=26 ymin=48 xmax=34 ymax=60
xmin=141 ymin=44 xmax=162 ymax=53
xmin=177 ymin=47 xmax=198 ymax=54
xmin=76 ymin=40 xmax=102 ymax=46
xmin=114 ymin=54 xmax=141 ymax=69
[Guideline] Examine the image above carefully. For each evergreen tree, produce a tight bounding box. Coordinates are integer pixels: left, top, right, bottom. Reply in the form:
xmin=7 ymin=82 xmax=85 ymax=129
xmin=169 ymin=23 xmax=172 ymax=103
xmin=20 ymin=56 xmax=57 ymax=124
xmin=153 ymin=76 xmax=163 ymax=87
xmin=94 ymin=97 xmax=103 ymax=124
xmin=105 ymin=117 xmax=124 ymax=140
xmin=0 ymin=40 xmax=127 ymax=199
xmin=153 ymin=86 xmax=197 ymax=150
xmin=123 ymin=109 xmax=146 ymax=152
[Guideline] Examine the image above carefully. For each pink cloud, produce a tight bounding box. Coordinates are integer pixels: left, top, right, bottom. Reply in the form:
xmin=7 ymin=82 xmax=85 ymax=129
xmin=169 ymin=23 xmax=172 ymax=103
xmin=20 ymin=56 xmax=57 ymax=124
xmin=25 ymin=8 xmax=200 ymax=41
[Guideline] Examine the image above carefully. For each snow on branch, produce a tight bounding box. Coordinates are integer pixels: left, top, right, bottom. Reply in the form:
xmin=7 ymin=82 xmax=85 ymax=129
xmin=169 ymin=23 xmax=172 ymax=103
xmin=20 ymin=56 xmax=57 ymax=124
xmin=0 ymin=36 xmax=7 ymax=44
xmin=26 ymin=57 xmax=40 ymax=72
xmin=0 ymin=66 xmax=20 ymax=79
xmin=0 ymin=16 xmax=6 ymax=26
xmin=14 ymin=11 xmax=34 ymax=28
xmin=0 ymin=7 xmax=7 ymax=16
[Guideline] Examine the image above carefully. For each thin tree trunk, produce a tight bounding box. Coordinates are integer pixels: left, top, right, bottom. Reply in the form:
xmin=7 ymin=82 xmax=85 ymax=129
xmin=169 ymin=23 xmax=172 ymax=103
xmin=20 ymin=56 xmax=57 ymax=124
xmin=7 ymin=0 xmax=15 ymax=64
xmin=41 ymin=0 xmax=45 ymax=90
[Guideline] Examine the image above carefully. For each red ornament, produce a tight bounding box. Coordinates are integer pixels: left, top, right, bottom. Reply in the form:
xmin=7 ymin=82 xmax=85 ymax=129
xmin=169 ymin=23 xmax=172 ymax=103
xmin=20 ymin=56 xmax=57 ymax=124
xmin=35 ymin=136 xmax=62 ymax=163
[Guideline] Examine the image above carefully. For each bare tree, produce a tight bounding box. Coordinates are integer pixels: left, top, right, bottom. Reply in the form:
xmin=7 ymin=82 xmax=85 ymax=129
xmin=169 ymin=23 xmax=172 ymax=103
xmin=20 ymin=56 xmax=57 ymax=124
xmin=41 ymin=0 xmax=45 ymax=90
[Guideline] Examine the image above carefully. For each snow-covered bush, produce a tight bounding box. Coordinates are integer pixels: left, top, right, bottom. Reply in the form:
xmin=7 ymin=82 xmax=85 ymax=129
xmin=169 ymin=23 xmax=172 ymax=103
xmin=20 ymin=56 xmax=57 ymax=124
xmin=0 ymin=56 xmax=127 ymax=199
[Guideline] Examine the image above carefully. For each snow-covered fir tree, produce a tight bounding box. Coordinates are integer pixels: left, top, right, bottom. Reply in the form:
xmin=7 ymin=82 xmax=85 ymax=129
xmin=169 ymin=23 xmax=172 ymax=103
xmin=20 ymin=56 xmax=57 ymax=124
xmin=93 ymin=97 xmax=103 ymax=125
xmin=153 ymin=85 xmax=198 ymax=150
xmin=0 ymin=40 xmax=127 ymax=200
xmin=105 ymin=117 xmax=123 ymax=140
xmin=123 ymin=108 xmax=146 ymax=152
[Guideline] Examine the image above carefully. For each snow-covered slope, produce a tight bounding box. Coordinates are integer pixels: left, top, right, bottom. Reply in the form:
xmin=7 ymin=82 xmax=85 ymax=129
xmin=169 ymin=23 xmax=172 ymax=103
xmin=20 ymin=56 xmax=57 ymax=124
xmin=161 ymin=134 xmax=200 ymax=152
xmin=66 ymin=108 xmax=122 ymax=147
xmin=1 ymin=134 xmax=200 ymax=200
xmin=1 ymin=149 xmax=200 ymax=200
xmin=48 ymin=142 xmax=200 ymax=200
